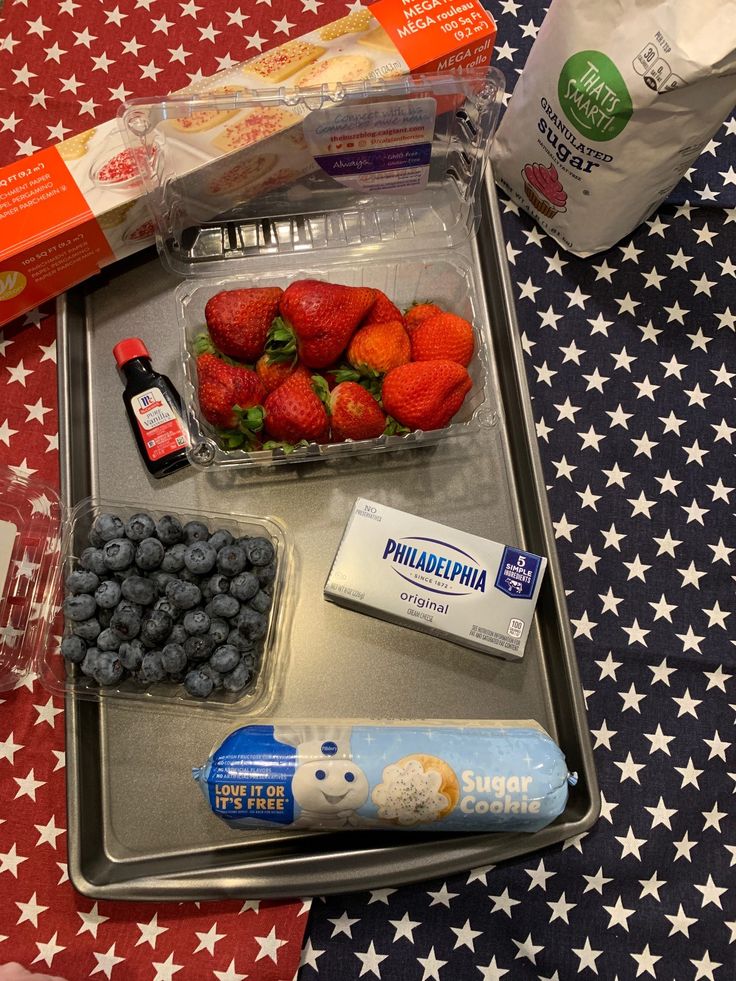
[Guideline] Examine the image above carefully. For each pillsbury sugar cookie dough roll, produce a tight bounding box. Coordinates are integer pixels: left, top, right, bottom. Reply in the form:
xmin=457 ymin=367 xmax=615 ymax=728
xmin=193 ymin=722 xmax=577 ymax=833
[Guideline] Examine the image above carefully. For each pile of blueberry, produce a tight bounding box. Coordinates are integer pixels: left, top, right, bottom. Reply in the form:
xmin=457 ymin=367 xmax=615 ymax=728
xmin=61 ymin=511 xmax=277 ymax=699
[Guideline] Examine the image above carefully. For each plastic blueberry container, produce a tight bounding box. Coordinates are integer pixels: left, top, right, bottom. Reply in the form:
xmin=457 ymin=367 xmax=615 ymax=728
xmin=38 ymin=496 xmax=291 ymax=713
xmin=119 ymin=68 xmax=505 ymax=470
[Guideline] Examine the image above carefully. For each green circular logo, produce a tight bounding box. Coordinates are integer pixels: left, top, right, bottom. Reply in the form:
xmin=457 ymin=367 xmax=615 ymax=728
xmin=558 ymin=50 xmax=632 ymax=142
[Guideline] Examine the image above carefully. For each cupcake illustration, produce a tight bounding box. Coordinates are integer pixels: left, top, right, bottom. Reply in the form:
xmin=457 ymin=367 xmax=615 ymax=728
xmin=522 ymin=162 xmax=567 ymax=217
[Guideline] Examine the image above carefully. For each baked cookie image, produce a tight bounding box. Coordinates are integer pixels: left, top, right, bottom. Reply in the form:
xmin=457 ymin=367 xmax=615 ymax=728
xmin=522 ymin=162 xmax=567 ymax=217
xmin=246 ymin=40 xmax=326 ymax=84
xmin=358 ymin=24 xmax=396 ymax=53
xmin=205 ymin=153 xmax=278 ymax=197
xmin=212 ymin=107 xmax=302 ymax=153
xmin=320 ymin=9 xmax=373 ymax=40
xmin=97 ymin=199 xmax=136 ymax=230
xmin=371 ymin=754 xmax=460 ymax=826
xmin=168 ymin=86 xmax=245 ymax=134
xmin=57 ymin=128 xmax=97 ymax=161
xmin=296 ymin=55 xmax=374 ymax=89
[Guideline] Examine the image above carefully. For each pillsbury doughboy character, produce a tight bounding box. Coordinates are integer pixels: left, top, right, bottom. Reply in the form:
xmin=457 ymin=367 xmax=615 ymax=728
xmin=274 ymin=725 xmax=369 ymax=829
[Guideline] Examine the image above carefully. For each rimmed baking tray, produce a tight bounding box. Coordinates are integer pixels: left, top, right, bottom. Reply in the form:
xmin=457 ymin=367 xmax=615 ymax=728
xmin=57 ymin=172 xmax=598 ymax=900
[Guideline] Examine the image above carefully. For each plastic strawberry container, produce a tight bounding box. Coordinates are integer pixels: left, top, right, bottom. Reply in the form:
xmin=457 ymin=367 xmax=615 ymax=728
xmin=36 ymin=496 xmax=291 ymax=713
xmin=119 ymin=68 xmax=505 ymax=469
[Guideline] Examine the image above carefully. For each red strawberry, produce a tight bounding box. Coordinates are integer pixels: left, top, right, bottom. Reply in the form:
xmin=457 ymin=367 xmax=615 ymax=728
xmin=263 ymin=370 xmax=330 ymax=444
xmin=204 ymin=287 xmax=282 ymax=362
xmin=361 ymin=289 xmax=404 ymax=327
xmin=410 ymin=312 xmax=475 ymax=367
xmin=381 ymin=360 xmax=472 ymax=431
xmin=196 ymin=353 xmax=265 ymax=432
xmin=279 ymin=280 xmax=377 ymax=369
xmin=256 ymin=351 xmax=301 ymax=393
xmin=404 ymin=302 xmax=442 ymax=332
xmin=347 ymin=320 xmax=411 ymax=376
xmin=329 ymin=382 xmax=387 ymax=442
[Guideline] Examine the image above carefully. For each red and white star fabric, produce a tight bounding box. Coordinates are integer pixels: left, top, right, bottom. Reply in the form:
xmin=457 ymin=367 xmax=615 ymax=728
xmin=0 ymin=0 xmax=362 ymax=977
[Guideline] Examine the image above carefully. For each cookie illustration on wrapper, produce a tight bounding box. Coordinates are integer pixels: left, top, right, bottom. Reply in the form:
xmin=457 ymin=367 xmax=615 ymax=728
xmin=57 ymin=128 xmax=97 ymax=161
xmin=296 ymin=55 xmax=374 ymax=89
xmin=320 ymin=9 xmax=374 ymax=40
xmin=358 ymin=24 xmax=396 ymax=53
xmin=246 ymin=39 xmax=326 ymax=84
xmin=372 ymin=754 xmax=460 ymax=826
xmin=97 ymin=200 xmax=136 ymax=230
xmin=211 ymin=107 xmax=302 ymax=153
xmin=168 ymin=86 xmax=246 ymax=134
xmin=522 ymin=162 xmax=568 ymax=218
xmin=206 ymin=153 xmax=278 ymax=198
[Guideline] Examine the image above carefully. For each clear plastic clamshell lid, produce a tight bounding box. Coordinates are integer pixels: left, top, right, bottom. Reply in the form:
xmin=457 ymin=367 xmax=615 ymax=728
xmin=0 ymin=467 xmax=62 ymax=691
xmin=119 ymin=68 xmax=505 ymax=277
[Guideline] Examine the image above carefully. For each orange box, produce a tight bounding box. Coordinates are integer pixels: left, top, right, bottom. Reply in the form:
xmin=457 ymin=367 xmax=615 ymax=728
xmin=0 ymin=1 xmax=495 ymax=327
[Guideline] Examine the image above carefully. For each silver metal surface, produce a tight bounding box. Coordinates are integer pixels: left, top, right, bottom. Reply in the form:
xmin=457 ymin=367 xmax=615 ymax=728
xmin=57 ymin=174 xmax=598 ymax=900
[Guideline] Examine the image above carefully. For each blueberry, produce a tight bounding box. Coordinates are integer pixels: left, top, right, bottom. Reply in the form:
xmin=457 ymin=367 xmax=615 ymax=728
xmin=206 ymin=594 xmax=240 ymax=620
xmin=156 ymin=514 xmax=184 ymax=546
xmin=161 ymin=543 xmax=187 ymax=573
xmin=121 ymin=576 xmax=157 ymax=606
xmin=227 ymin=628 xmax=254 ymax=653
xmin=65 ymin=569 xmax=100 ymax=594
xmin=141 ymin=609 xmax=173 ymax=646
xmin=64 ymin=593 xmax=97 ymax=621
xmin=183 ymin=520 xmax=210 ymax=544
xmin=230 ymin=572 xmax=259 ymax=602
xmin=73 ymin=618 xmax=101 ymax=642
xmin=222 ymin=661 xmax=252 ymax=693
xmin=184 ymin=668 xmax=214 ymax=698
xmin=79 ymin=547 xmax=108 ymax=576
xmin=93 ymin=513 xmax=125 ymax=543
xmin=184 ymin=541 xmax=217 ymax=575
xmin=81 ymin=647 xmax=101 ymax=678
xmin=256 ymin=561 xmax=277 ymax=588
xmin=208 ymin=529 xmax=234 ymax=551
xmin=88 ymin=526 xmax=105 ymax=548
xmin=245 ymin=537 xmax=275 ymax=567
xmin=183 ymin=609 xmax=210 ymax=635
xmin=94 ymin=579 xmax=122 ymax=610
xmin=198 ymin=663 xmax=223 ymax=690
xmin=124 ymin=512 xmax=156 ymax=542
xmin=119 ymin=638 xmax=146 ymax=671
xmin=138 ymin=651 xmax=166 ymax=685
xmin=149 ymin=570 xmax=177 ymax=595
xmin=166 ymin=579 xmax=201 ymax=610
xmin=184 ymin=635 xmax=215 ymax=663
xmin=94 ymin=650 xmax=124 ymax=685
xmin=154 ymin=597 xmax=177 ymax=618
xmin=241 ymin=650 xmax=259 ymax=672
xmin=201 ymin=573 xmax=230 ymax=601
xmin=169 ymin=623 xmax=188 ymax=646
xmin=135 ymin=537 xmax=165 ymax=571
xmin=116 ymin=599 xmax=143 ymax=618
xmin=97 ymin=627 xmax=123 ymax=652
xmin=209 ymin=644 xmax=239 ymax=673
xmin=161 ymin=642 xmax=187 ymax=674
xmin=216 ymin=545 xmax=247 ymax=576
xmin=249 ymin=590 xmax=272 ymax=614
xmin=110 ymin=606 xmax=141 ymax=640
xmin=178 ymin=569 xmax=201 ymax=585
xmin=61 ymin=635 xmax=86 ymax=664
xmin=114 ymin=567 xmax=138 ymax=583
xmin=207 ymin=618 xmax=229 ymax=645
xmin=236 ymin=607 xmax=268 ymax=640
xmin=103 ymin=538 xmax=135 ymax=571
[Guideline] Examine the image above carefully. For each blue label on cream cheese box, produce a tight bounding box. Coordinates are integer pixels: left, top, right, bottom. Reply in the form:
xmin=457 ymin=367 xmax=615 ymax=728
xmin=324 ymin=499 xmax=547 ymax=660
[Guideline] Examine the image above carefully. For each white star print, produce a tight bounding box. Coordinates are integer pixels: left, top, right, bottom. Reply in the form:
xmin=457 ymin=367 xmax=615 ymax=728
xmin=355 ymin=940 xmax=388 ymax=978
xmin=630 ymin=944 xmax=661 ymax=978
xmin=417 ymin=946 xmax=448 ymax=980
xmin=33 ymin=932 xmax=66 ymax=968
xmin=16 ymin=892 xmax=49 ymax=928
xmin=674 ymin=758 xmax=704 ymax=790
xmin=254 ymin=925 xmax=287 ymax=963
xmin=615 ymin=826 xmax=647 ymax=860
xmin=547 ymin=891 xmax=576 ymax=924
xmin=389 ymin=912 xmax=420 ymax=943
xmin=78 ymin=902 xmax=110 ymax=939
xmin=477 ymin=957 xmax=509 ymax=981
xmin=35 ymin=814 xmax=64 ymax=848
xmin=135 ymin=913 xmax=168 ymax=948
xmin=603 ymin=896 xmax=635 ymax=931
xmin=644 ymin=796 xmax=676 ymax=828
xmin=694 ymin=874 xmax=727 ymax=909
xmin=193 ymin=922 xmax=224 ymax=955
xmin=572 ymin=937 xmax=602 ymax=974
xmin=690 ymin=951 xmax=722 ymax=981
xmin=489 ymin=887 xmax=520 ymax=916
xmin=14 ymin=768 xmax=45 ymax=801
xmin=152 ymin=952 xmax=182 ymax=981
xmin=512 ymin=933 xmax=543 ymax=965
xmin=298 ymin=941 xmax=324 ymax=973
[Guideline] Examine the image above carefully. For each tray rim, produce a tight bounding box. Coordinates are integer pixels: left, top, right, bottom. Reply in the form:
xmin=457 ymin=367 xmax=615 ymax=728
xmin=57 ymin=171 xmax=599 ymax=901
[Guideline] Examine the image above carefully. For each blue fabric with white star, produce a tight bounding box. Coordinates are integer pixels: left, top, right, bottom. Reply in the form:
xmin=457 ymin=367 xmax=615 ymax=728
xmin=299 ymin=1 xmax=736 ymax=978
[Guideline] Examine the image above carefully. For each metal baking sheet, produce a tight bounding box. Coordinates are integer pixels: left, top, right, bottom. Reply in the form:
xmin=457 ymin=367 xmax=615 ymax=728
xmin=57 ymin=174 xmax=598 ymax=900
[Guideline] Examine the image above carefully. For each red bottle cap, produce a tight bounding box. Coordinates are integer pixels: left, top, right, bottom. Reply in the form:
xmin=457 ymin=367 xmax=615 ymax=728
xmin=113 ymin=338 xmax=151 ymax=367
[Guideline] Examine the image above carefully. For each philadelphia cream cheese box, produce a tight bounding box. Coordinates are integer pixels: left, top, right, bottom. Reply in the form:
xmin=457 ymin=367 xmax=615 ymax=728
xmin=324 ymin=499 xmax=547 ymax=660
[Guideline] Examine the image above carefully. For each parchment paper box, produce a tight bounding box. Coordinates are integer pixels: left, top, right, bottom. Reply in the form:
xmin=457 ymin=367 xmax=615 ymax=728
xmin=325 ymin=499 xmax=547 ymax=661
xmin=0 ymin=1 xmax=496 ymax=327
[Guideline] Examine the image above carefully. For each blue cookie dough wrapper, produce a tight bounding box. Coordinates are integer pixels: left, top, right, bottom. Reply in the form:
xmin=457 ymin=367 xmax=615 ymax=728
xmin=193 ymin=721 xmax=577 ymax=833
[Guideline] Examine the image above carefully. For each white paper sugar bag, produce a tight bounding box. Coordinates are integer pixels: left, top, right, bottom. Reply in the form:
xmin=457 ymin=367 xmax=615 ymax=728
xmin=491 ymin=0 xmax=736 ymax=256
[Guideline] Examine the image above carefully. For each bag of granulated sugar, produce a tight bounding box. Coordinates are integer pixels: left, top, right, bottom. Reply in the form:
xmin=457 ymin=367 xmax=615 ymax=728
xmin=491 ymin=0 xmax=736 ymax=257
